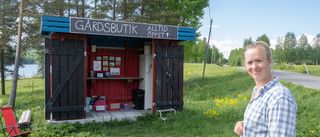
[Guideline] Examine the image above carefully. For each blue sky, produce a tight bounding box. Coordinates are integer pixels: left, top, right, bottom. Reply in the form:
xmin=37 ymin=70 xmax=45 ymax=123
xmin=198 ymin=0 xmax=320 ymax=58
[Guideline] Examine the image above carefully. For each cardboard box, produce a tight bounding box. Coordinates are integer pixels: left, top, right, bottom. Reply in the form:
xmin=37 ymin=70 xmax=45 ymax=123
xmin=121 ymin=102 xmax=135 ymax=110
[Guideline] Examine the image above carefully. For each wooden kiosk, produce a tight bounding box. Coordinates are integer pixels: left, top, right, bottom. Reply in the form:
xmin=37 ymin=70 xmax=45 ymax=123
xmin=41 ymin=15 xmax=196 ymax=120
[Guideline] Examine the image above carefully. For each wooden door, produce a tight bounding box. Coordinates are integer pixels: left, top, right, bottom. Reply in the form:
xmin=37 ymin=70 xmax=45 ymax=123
xmin=45 ymin=38 xmax=85 ymax=120
xmin=154 ymin=40 xmax=184 ymax=111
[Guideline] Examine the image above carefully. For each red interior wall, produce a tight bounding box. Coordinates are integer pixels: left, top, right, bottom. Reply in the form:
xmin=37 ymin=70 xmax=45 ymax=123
xmin=86 ymin=44 xmax=141 ymax=103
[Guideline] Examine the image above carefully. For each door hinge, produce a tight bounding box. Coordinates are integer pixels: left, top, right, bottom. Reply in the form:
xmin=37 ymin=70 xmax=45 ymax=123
xmin=50 ymin=65 xmax=52 ymax=73
xmin=84 ymin=107 xmax=86 ymax=111
xmin=84 ymin=51 xmax=87 ymax=56
xmin=153 ymin=54 xmax=156 ymax=58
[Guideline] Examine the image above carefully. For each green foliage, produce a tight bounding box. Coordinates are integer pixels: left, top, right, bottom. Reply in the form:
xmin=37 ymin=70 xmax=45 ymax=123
xmin=230 ymin=34 xmax=272 ymax=67
xmin=282 ymin=32 xmax=297 ymax=63
xmin=1 ymin=65 xmax=320 ymax=136
xmin=136 ymin=113 xmax=160 ymax=123
xmin=21 ymin=50 xmax=40 ymax=64
xmin=273 ymin=64 xmax=320 ymax=77
xmin=181 ymin=40 xmax=196 ymax=62
xmin=273 ymin=63 xmax=295 ymax=70
xmin=228 ymin=48 xmax=244 ymax=66
xmin=243 ymin=37 xmax=254 ymax=48
xmin=280 ymin=80 xmax=320 ymax=137
xmin=296 ymin=34 xmax=309 ymax=64
xmin=8 ymin=0 xmax=209 ymax=76
xmin=243 ymin=32 xmax=320 ymax=65
xmin=0 ymin=0 xmax=20 ymax=93
xmin=184 ymin=37 xmax=225 ymax=64
xmin=313 ymin=33 xmax=320 ymax=65
xmin=256 ymin=34 xmax=270 ymax=46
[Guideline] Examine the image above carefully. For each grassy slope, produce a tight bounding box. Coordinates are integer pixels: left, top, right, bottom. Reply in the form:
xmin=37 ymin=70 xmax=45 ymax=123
xmin=273 ymin=64 xmax=320 ymax=77
xmin=0 ymin=64 xmax=319 ymax=136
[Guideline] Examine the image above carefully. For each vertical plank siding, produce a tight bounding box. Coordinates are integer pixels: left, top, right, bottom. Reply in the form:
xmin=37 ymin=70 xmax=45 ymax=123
xmin=155 ymin=45 xmax=162 ymax=111
xmin=77 ymin=40 xmax=85 ymax=118
xmin=68 ymin=39 xmax=77 ymax=119
xmin=155 ymin=40 xmax=184 ymax=111
xmin=161 ymin=44 xmax=167 ymax=110
xmin=60 ymin=40 xmax=68 ymax=119
xmin=87 ymin=48 xmax=140 ymax=103
xmin=167 ymin=45 xmax=173 ymax=109
xmin=178 ymin=45 xmax=184 ymax=111
xmin=51 ymin=38 xmax=60 ymax=120
xmin=45 ymin=37 xmax=85 ymax=120
xmin=44 ymin=38 xmax=51 ymax=119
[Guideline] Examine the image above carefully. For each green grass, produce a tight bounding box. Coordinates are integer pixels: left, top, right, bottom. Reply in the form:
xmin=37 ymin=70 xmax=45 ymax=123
xmin=273 ymin=64 xmax=320 ymax=77
xmin=0 ymin=64 xmax=319 ymax=136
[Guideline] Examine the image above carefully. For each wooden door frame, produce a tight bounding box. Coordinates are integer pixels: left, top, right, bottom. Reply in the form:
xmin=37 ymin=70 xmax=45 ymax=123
xmin=45 ymin=33 xmax=87 ymax=120
xmin=152 ymin=39 xmax=183 ymax=113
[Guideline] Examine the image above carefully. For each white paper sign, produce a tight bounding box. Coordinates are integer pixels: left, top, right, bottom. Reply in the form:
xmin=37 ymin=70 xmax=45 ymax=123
xmin=96 ymin=105 xmax=105 ymax=111
xmin=110 ymin=68 xmax=120 ymax=75
xmin=93 ymin=61 xmax=101 ymax=71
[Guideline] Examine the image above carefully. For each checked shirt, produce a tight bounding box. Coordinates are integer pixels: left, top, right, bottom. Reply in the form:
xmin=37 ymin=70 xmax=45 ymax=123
xmin=242 ymin=77 xmax=297 ymax=137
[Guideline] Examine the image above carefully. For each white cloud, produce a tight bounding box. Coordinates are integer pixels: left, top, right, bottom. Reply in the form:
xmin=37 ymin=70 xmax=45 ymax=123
xmin=296 ymin=34 xmax=316 ymax=45
xmin=199 ymin=35 xmax=242 ymax=59
xmin=206 ymin=25 xmax=221 ymax=28
xmin=211 ymin=39 xmax=242 ymax=59
xmin=270 ymin=39 xmax=277 ymax=49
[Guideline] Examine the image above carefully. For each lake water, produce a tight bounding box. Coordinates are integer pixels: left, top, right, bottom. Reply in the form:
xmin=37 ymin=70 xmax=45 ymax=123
xmin=4 ymin=64 xmax=39 ymax=80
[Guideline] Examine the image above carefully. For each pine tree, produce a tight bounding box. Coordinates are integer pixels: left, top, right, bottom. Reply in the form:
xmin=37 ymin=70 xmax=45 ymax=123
xmin=0 ymin=0 xmax=19 ymax=95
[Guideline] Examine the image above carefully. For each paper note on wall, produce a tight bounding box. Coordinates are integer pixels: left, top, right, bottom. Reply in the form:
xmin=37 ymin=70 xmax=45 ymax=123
xmin=110 ymin=68 xmax=120 ymax=75
xmin=93 ymin=61 xmax=101 ymax=71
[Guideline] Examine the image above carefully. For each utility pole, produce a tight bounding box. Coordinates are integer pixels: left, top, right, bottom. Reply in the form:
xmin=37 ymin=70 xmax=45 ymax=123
xmin=211 ymin=45 xmax=213 ymax=70
xmin=9 ymin=0 xmax=24 ymax=107
xmin=202 ymin=19 xmax=213 ymax=79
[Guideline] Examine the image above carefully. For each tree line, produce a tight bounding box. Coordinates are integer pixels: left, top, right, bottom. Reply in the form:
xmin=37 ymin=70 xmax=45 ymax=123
xmin=228 ymin=33 xmax=320 ymax=66
xmin=184 ymin=37 xmax=225 ymax=66
xmin=0 ymin=0 xmax=209 ymax=95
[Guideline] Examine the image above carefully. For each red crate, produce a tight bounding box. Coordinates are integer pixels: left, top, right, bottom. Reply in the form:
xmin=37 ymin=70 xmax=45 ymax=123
xmin=107 ymin=101 xmax=120 ymax=111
